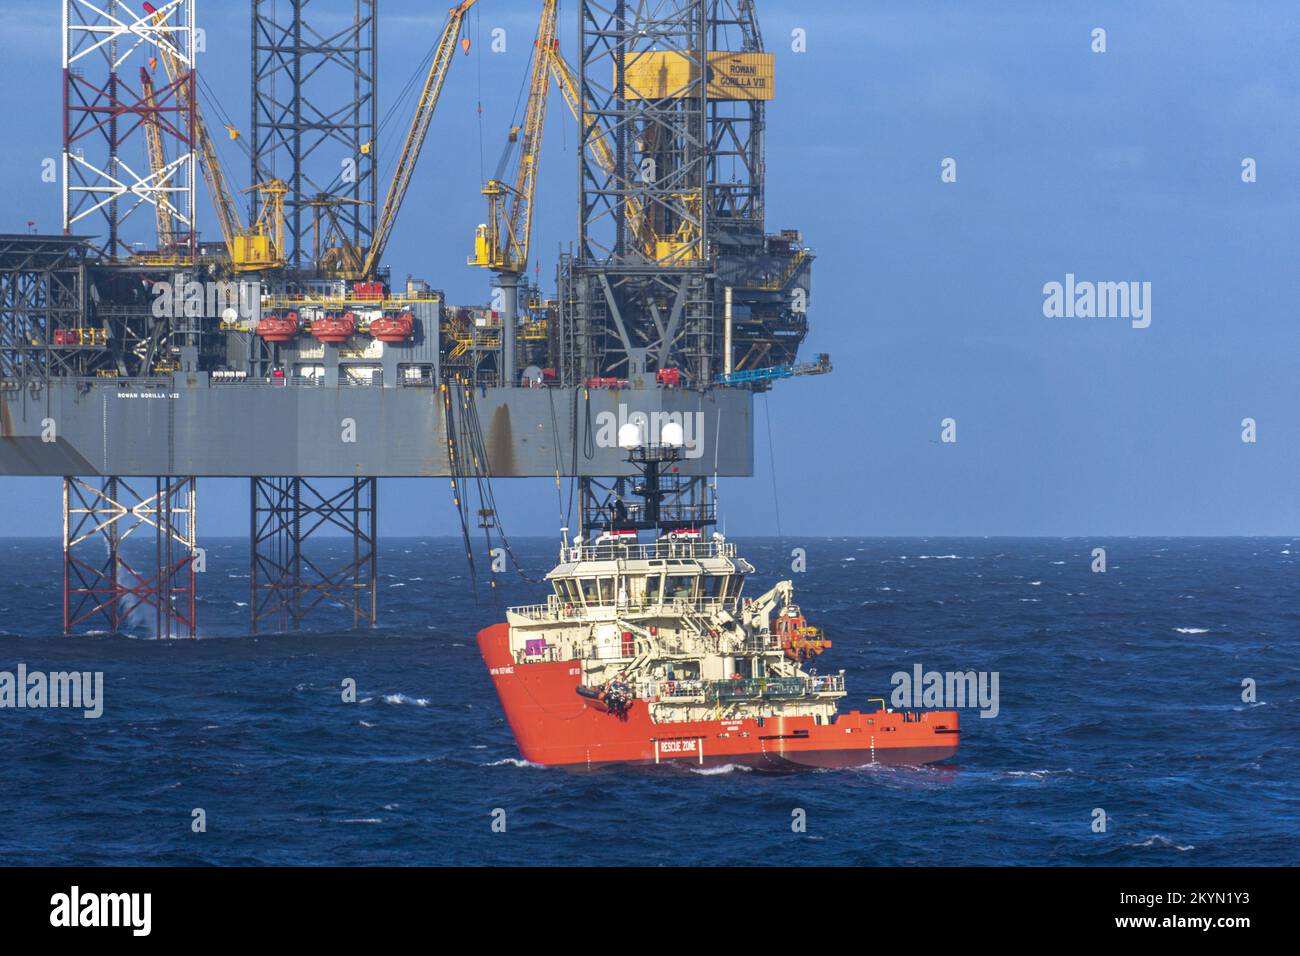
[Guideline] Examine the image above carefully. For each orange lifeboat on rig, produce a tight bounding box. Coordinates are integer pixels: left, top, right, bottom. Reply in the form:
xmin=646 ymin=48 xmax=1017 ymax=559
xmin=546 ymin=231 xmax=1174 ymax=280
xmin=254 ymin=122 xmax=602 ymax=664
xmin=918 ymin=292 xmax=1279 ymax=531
xmin=311 ymin=311 xmax=356 ymax=344
xmin=368 ymin=311 xmax=414 ymax=343
xmin=775 ymin=606 xmax=831 ymax=663
xmin=256 ymin=311 xmax=299 ymax=343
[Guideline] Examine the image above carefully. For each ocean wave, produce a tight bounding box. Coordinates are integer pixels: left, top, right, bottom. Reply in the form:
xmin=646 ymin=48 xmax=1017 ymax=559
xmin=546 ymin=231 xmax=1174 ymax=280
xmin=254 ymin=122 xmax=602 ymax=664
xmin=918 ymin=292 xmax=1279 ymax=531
xmin=1127 ymin=834 xmax=1195 ymax=852
xmin=484 ymin=757 xmax=546 ymax=769
xmin=689 ymin=763 xmax=754 ymax=775
xmin=1005 ymin=768 xmax=1073 ymax=781
xmin=382 ymin=693 xmax=429 ymax=706
xmin=1174 ymin=627 xmax=1209 ymax=634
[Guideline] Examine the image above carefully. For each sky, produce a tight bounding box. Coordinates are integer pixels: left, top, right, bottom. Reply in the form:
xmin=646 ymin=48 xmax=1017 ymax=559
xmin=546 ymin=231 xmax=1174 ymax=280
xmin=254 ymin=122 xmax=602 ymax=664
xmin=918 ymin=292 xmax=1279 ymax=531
xmin=1 ymin=0 xmax=1299 ymax=538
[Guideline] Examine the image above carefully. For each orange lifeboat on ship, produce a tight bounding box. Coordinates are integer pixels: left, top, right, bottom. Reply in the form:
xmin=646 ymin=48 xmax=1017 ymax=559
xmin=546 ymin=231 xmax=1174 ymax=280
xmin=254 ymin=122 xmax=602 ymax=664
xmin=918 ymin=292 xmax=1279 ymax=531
xmin=256 ymin=311 xmax=299 ymax=343
xmin=775 ymin=607 xmax=831 ymax=663
xmin=368 ymin=311 xmax=414 ymax=343
xmin=311 ymin=311 xmax=355 ymax=344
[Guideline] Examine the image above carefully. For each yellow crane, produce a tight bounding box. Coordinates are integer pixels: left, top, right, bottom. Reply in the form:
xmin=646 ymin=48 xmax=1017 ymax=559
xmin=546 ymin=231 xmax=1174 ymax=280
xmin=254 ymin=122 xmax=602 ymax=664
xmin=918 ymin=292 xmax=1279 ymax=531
xmin=464 ymin=0 xmax=555 ymax=385
xmin=144 ymin=1 xmax=284 ymax=272
xmin=138 ymin=66 xmax=176 ymax=254
xmin=469 ymin=0 xmax=557 ymax=275
xmin=340 ymin=0 xmax=480 ymax=280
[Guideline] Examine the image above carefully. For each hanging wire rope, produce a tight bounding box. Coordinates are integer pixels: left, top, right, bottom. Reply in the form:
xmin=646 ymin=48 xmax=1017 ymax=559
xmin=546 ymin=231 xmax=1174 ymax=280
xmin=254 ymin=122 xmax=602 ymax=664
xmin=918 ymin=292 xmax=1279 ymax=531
xmin=762 ymin=391 xmax=784 ymax=543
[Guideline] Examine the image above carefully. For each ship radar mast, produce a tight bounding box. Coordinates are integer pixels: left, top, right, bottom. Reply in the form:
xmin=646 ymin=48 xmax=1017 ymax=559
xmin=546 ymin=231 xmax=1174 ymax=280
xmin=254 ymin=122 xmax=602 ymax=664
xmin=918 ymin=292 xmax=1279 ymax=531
xmin=578 ymin=422 xmax=717 ymax=540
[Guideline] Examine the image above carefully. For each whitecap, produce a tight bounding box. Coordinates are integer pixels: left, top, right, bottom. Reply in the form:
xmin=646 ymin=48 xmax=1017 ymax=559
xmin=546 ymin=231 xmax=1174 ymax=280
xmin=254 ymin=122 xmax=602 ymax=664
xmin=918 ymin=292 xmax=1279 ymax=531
xmin=1175 ymin=627 xmax=1209 ymax=635
xmin=382 ymin=693 xmax=429 ymax=706
xmin=689 ymin=763 xmax=754 ymax=775
xmin=484 ymin=757 xmax=546 ymax=769
xmin=1128 ymin=835 xmax=1194 ymax=851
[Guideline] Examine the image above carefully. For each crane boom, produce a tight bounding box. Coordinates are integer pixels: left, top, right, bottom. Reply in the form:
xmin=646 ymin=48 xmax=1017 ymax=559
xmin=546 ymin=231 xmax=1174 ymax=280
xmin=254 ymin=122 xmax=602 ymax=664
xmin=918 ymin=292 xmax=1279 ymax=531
xmin=144 ymin=1 xmax=282 ymax=272
xmin=470 ymin=0 xmax=557 ymax=274
xmin=503 ymin=0 xmax=557 ymax=271
xmin=145 ymin=5 xmax=239 ymax=255
xmin=138 ymin=66 xmax=175 ymax=251
xmin=362 ymin=0 xmax=479 ymax=279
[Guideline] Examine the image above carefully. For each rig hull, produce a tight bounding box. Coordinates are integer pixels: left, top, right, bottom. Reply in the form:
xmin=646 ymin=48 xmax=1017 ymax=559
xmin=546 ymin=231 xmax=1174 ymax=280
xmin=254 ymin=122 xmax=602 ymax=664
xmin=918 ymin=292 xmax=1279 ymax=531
xmin=478 ymin=624 xmax=960 ymax=770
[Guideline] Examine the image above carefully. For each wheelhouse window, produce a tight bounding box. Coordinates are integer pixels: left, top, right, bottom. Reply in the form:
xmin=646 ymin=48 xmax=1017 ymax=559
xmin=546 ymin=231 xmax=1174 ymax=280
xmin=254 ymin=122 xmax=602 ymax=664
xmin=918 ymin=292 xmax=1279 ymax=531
xmin=701 ymin=575 xmax=727 ymax=600
xmin=645 ymin=574 xmax=663 ymax=605
xmin=665 ymin=574 xmax=696 ymax=602
xmin=579 ymin=578 xmax=599 ymax=605
xmin=597 ymin=576 xmax=615 ymax=604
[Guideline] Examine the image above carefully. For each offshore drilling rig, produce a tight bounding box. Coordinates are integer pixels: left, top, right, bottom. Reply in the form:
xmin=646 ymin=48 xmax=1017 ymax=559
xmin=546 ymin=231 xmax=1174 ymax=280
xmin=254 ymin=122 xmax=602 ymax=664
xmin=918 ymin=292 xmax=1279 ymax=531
xmin=0 ymin=0 xmax=824 ymax=637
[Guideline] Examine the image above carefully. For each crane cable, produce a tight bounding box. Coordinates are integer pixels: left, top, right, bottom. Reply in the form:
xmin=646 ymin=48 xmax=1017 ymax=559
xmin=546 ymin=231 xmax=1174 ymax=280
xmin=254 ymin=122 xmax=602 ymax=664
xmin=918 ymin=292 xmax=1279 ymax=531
xmin=441 ymin=380 xmax=480 ymax=597
xmin=457 ymin=381 xmax=547 ymax=585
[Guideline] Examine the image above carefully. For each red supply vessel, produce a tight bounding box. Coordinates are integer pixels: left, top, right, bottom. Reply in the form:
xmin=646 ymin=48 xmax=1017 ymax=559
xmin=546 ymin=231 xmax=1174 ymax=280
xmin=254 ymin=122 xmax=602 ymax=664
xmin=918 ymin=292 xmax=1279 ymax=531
xmin=478 ymin=442 xmax=959 ymax=770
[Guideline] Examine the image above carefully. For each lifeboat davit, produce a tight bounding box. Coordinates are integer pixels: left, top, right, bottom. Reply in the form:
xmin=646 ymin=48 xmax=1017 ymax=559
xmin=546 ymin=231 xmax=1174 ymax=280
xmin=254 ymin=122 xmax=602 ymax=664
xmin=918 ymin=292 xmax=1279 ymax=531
xmin=775 ymin=607 xmax=832 ymax=663
xmin=256 ymin=311 xmax=299 ymax=343
xmin=368 ymin=311 xmax=414 ymax=343
xmin=311 ymin=312 xmax=356 ymax=344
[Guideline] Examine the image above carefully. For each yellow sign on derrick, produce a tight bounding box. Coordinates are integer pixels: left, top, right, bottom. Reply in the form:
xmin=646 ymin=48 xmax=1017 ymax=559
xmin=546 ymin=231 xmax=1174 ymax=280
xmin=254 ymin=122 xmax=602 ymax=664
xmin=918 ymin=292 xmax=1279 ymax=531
xmin=620 ymin=51 xmax=774 ymax=101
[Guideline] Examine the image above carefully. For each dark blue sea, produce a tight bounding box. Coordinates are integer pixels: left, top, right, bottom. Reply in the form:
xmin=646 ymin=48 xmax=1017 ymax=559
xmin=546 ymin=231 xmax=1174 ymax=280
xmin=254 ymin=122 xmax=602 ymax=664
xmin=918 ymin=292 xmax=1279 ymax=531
xmin=0 ymin=537 xmax=1296 ymax=866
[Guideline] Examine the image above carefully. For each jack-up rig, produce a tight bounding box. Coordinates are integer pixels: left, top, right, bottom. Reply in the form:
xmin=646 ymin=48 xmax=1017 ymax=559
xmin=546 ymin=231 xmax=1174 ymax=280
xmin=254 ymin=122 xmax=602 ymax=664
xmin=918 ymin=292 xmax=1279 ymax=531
xmin=0 ymin=0 xmax=827 ymax=637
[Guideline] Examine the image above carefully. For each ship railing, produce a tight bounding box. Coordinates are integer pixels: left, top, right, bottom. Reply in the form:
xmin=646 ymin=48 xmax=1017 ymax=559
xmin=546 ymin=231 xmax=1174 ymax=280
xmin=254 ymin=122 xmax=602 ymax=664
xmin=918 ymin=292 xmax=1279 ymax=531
xmin=655 ymin=679 xmax=707 ymax=699
xmin=584 ymin=641 xmax=651 ymax=661
xmin=501 ymin=600 xmax=553 ymax=624
xmin=562 ymin=540 xmax=736 ymax=563
xmin=807 ymin=674 xmax=846 ymax=694
xmin=742 ymin=633 xmax=780 ymax=653
xmin=506 ymin=596 xmax=739 ymax=619
xmin=694 ymin=675 xmax=842 ymax=702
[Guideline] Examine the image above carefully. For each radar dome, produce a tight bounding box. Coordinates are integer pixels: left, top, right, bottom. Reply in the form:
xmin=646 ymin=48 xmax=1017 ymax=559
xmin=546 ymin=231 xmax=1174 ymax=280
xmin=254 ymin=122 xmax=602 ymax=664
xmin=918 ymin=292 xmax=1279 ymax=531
xmin=617 ymin=422 xmax=644 ymax=449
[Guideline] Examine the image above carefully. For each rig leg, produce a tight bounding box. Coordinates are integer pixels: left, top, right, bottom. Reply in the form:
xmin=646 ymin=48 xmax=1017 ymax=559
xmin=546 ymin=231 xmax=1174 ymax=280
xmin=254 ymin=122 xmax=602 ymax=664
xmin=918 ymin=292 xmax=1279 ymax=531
xmin=250 ymin=477 xmax=377 ymax=633
xmin=62 ymin=476 xmax=198 ymax=639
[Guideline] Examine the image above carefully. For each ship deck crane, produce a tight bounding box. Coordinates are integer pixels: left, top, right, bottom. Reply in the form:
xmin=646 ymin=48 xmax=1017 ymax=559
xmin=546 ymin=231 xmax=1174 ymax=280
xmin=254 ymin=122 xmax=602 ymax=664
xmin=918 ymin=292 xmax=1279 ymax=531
xmin=143 ymin=1 xmax=284 ymax=272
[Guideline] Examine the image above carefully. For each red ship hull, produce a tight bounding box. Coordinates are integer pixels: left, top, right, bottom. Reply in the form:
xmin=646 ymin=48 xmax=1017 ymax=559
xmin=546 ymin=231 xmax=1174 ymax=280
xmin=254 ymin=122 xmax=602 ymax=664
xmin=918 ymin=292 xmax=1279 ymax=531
xmin=477 ymin=623 xmax=960 ymax=770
